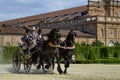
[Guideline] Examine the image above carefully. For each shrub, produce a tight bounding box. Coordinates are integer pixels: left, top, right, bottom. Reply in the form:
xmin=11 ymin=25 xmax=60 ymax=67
xmin=113 ymin=51 xmax=119 ymax=58
xmin=87 ymin=48 xmax=96 ymax=60
xmin=100 ymin=47 xmax=109 ymax=58
xmin=92 ymin=40 xmax=104 ymax=46
xmin=1 ymin=46 xmax=19 ymax=63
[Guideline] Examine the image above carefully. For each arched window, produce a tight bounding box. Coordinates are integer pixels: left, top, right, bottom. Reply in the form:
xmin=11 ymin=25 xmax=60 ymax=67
xmin=6 ymin=42 xmax=10 ymax=46
xmin=109 ymin=40 xmax=114 ymax=46
xmin=77 ymin=12 xmax=82 ymax=16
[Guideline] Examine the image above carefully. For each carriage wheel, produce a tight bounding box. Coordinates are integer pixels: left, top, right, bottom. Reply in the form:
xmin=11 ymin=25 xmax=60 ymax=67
xmin=12 ymin=51 xmax=21 ymax=72
xmin=23 ymin=55 xmax=32 ymax=73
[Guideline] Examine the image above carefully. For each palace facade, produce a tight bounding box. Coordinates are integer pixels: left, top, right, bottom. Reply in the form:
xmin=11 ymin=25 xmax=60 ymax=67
xmin=0 ymin=0 xmax=120 ymax=46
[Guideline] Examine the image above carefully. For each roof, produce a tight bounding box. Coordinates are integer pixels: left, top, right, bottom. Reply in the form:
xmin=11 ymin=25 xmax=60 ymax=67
xmin=0 ymin=26 xmax=25 ymax=34
xmin=59 ymin=29 xmax=95 ymax=37
xmin=0 ymin=26 xmax=95 ymax=38
xmin=41 ymin=29 xmax=95 ymax=37
xmin=0 ymin=5 xmax=95 ymax=38
xmin=0 ymin=5 xmax=88 ymax=26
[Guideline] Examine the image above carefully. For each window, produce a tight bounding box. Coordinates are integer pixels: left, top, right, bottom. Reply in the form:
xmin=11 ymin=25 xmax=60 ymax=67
xmin=92 ymin=17 xmax=96 ymax=20
xmin=47 ymin=17 xmax=53 ymax=22
xmin=89 ymin=0 xmax=99 ymax=6
xmin=104 ymin=1 xmax=110 ymax=16
xmin=109 ymin=40 xmax=114 ymax=46
xmin=66 ymin=14 xmax=73 ymax=19
xmin=77 ymin=12 xmax=82 ymax=16
xmin=101 ymin=29 xmax=105 ymax=37
xmin=6 ymin=42 xmax=10 ymax=46
xmin=86 ymin=18 xmax=91 ymax=21
xmin=13 ymin=22 xmax=24 ymax=27
xmin=81 ymin=11 xmax=88 ymax=16
xmin=110 ymin=30 xmax=114 ymax=36
xmin=56 ymin=16 xmax=62 ymax=20
xmin=113 ymin=0 xmax=120 ymax=5
xmin=17 ymin=43 xmax=21 ymax=46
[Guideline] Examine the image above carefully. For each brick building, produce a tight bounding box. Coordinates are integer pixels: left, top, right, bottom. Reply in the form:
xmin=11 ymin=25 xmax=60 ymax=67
xmin=0 ymin=0 xmax=120 ymax=46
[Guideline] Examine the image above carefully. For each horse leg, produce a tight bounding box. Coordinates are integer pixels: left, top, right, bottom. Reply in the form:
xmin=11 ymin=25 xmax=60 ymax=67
xmin=64 ymin=57 xmax=70 ymax=74
xmin=52 ymin=57 xmax=55 ymax=70
xmin=37 ymin=58 xmax=47 ymax=73
xmin=36 ymin=60 xmax=42 ymax=70
xmin=41 ymin=60 xmax=47 ymax=73
xmin=36 ymin=56 xmax=43 ymax=70
xmin=56 ymin=56 xmax=63 ymax=74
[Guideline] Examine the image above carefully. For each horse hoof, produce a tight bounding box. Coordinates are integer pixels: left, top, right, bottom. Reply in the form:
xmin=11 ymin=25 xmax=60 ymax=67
xmin=64 ymin=71 xmax=67 ymax=74
xmin=43 ymin=70 xmax=47 ymax=74
xmin=59 ymin=71 xmax=63 ymax=75
xmin=57 ymin=67 xmax=63 ymax=74
xmin=36 ymin=65 xmax=41 ymax=70
xmin=58 ymin=70 xmax=63 ymax=74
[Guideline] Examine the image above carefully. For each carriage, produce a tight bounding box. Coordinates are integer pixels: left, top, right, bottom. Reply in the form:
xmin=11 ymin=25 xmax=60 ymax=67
xmin=12 ymin=28 xmax=76 ymax=74
xmin=12 ymin=45 xmax=32 ymax=72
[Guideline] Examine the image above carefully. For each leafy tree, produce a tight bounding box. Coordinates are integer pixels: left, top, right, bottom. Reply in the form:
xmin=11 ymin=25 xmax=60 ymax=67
xmin=92 ymin=40 xmax=104 ymax=46
xmin=114 ymin=42 xmax=120 ymax=46
xmin=80 ymin=41 xmax=90 ymax=46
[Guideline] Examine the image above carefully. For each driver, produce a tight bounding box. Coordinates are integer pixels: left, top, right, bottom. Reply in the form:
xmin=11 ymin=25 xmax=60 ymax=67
xmin=21 ymin=29 xmax=32 ymax=54
xmin=36 ymin=29 xmax=44 ymax=48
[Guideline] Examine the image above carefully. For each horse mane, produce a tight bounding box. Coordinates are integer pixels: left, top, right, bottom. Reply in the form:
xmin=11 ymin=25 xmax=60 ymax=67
xmin=64 ymin=30 xmax=76 ymax=47
xmin=48 ymin=28 xmax=59 ymax=41
xmin=43 ymin=28 xmax=59 ymax=47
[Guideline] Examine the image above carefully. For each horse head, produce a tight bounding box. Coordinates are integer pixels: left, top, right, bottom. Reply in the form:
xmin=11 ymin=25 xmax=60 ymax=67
xmin=48 ymin=28 xmax=61 ymax=46
xmin=65 ymin=29 xmax=76 ymax=47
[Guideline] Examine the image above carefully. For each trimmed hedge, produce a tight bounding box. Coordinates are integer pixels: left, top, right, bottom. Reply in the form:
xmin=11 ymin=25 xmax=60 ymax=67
xmin=0 ymin=46 xmax=19 ymax=63
xmin=1 ymin=44 xmax=120 ymax=63
xmin=74 ymin=43 xmax=120 ymax=63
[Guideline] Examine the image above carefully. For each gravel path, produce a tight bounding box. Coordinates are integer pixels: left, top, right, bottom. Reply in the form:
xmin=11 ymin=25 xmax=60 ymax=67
xmin=0 ymin=64 xmax=120 ymax=80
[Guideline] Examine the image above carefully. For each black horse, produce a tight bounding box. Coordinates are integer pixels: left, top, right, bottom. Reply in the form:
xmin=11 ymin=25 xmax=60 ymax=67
xmin=59 ymin=29 xmax=76 ymax=74
xmin=37 ymin=28 xmax=63 ymax=74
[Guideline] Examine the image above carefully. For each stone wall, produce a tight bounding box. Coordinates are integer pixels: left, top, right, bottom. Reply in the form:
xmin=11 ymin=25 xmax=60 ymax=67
xmin=0 ymin=34 xmax=23 ymax=46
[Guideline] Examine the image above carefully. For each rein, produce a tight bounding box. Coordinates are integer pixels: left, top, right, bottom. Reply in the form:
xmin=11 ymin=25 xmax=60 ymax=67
xmin=59 ymin=45 xmax=75 ymax=49
xmin=48 ymin=42 xmax=60 ymax=48
xmin=59 ymin=40 xmax=75 ymax=49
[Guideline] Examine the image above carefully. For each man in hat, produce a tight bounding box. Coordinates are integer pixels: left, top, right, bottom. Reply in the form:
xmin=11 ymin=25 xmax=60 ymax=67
xmin=30 ymin=27 xmax=38 ymax=39
xmin=21 ymin=30 xmax=32 ymax=53
xmin=29 ymin=27 xmax=38 ymax=46
xmin=36 ymin=29 xmax=44 ymax=47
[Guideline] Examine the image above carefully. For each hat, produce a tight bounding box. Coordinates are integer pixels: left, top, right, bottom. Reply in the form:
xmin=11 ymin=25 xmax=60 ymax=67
xmin=38 ymin=29 xmax=42 ymax=33
xmin=32 ymin=26 xmax=36 ymax=30
xmin=25 ymin=30 xmax=29 ymax=33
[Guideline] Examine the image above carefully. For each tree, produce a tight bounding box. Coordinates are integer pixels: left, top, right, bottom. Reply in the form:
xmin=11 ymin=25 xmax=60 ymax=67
xmin=80 ymin=41 xmax=89 ymax=46
xmin=92 ymin=40 xmax=104 ymax=46
xmin=114 ymin=42 xmax=120 ymax=46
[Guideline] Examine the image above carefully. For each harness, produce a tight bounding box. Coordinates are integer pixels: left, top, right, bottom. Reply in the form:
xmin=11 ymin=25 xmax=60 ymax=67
xmin=48 ymin=42 xmax=60 ymax=48
xmin=59 ymin=45 xmax=75 ymax=49
xmin=59 ymin=40 xmax=75 ymax=49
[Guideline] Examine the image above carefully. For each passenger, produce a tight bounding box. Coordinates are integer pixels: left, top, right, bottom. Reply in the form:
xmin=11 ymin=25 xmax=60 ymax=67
xmin=29 ymin=27 xmax=38 ymax=46
xmin=30 ymin=27 xmax=38 ymax=39
xmin=36 ymin=29 xmax=44 ymax=47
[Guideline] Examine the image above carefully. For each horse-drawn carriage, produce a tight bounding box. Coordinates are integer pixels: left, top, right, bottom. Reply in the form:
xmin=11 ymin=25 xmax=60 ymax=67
xmin=12 ymin=28 xmax=76 ymax=74
xmin=12 ymin=45 xmax=32 ymax=72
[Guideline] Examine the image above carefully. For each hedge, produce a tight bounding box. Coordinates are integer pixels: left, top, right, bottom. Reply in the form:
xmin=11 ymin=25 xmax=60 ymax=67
xmin=74 ymin=43 xmax=120 ymax=63
xmin=0 ymin=46 xmax=19 ymax=63
xmin=1 ymin=44 xmax=120 ymax=63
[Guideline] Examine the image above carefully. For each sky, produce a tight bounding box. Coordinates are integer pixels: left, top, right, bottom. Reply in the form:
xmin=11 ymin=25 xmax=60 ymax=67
xmin=0 ymin=0 xmax=88 ymax=22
